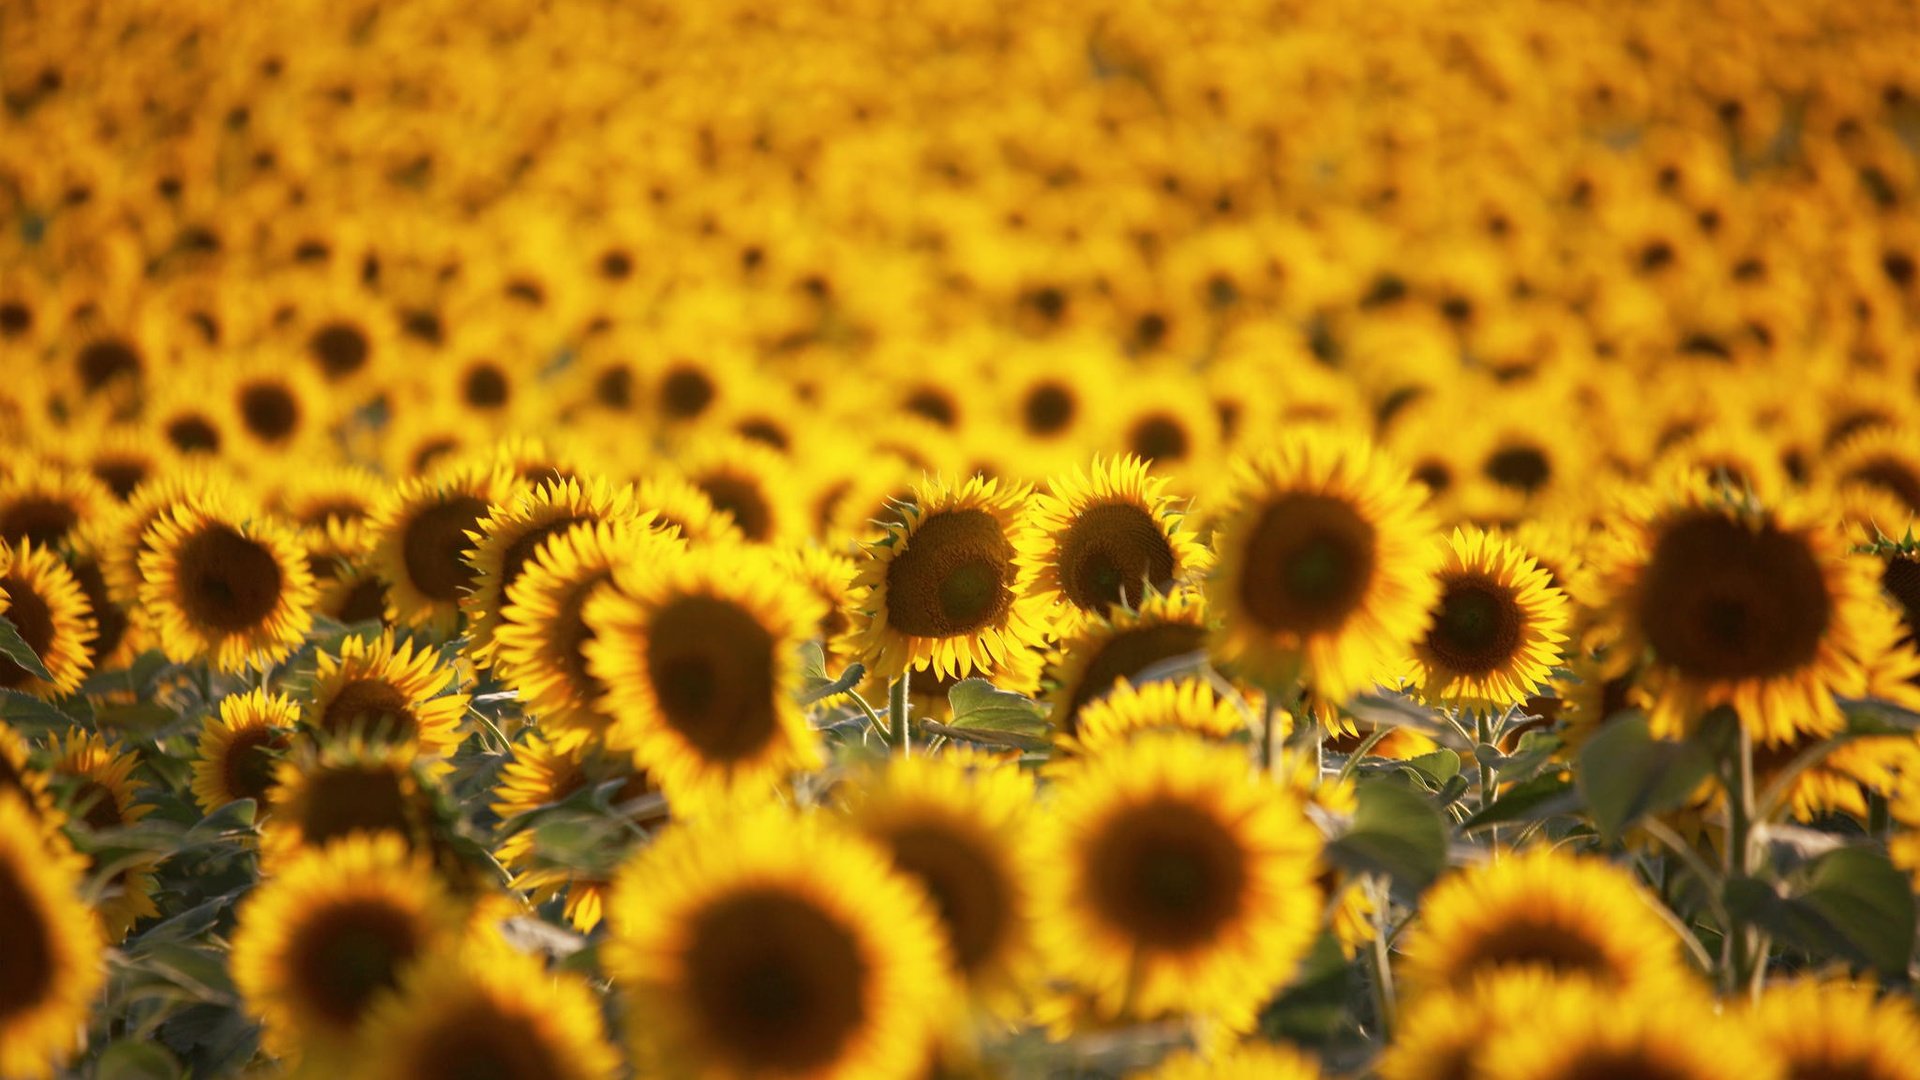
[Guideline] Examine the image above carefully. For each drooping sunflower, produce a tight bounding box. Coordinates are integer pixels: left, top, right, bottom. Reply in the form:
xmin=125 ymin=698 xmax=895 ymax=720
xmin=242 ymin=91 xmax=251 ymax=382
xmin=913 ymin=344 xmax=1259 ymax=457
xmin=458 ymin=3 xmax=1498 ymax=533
xmin=1396 ymin=847 xmax=1694 ymax=998
xmin=583 ymin=543 xmax=823 ymax=808
xmin=0 ymin=459 xmax=114 ymax=550
xmin=1407 ymin=527 xmax=1569 ymax=709
xmin=1032 ymin=731 xmax=1322 ymax=1029
xmin=137 ymin=500 xmax=315 ymax=672
xmin=1478 ymin=978 xmax=1778 ymax=1080
xmin=45 ymin=729 xmax=157 ymax=940
xmin=258 ymin=740 xmax=437 ymax=871
xmin=0 ymin=791 xmax=104 ymax=1080
xmin=491 ymin=732 xmax=666 ymax=932
xmin=1748 ymin=977 xmax=1920 ymax=1080
xmin=302 ymin=517 xmax=390 ymax=626
xmin=851 ymin=474 xmax=1051 ymax=682
xmin=461 ymin=477 xmax=646 ymax=666
xmin=1058 ymin=677 xmax=1251 ymax=756
xmin=1042 ymin=589 xmax=1212 ymax=738
xmin=0 ymin=540 xmax=96 ymax=697
xmin=366 ymin=459 xmax=521 ymax=633
xmin=835 ymin=750 xmax=1039 ymax=1017
xmin=1592 ymin=478 xmax=1886 ymax=744
xmin=1208 ymin=434 xmax=1440 ymax=703
xmin=303 ymin=632 xmax=470 ymax=758
xmin=1142 ymin=1042 xmax=1324 ymax=1080
xmin=230 ymin=832 xmax=461 ymax=1066
xmin=603 ymin=806 xmax=951 ymax=1080
xmin=494 ymin=521 xmax=681 ymax=750
xmin=191 ymin=687 xmax=297 ymax=814
xmin=348 ymin=938 xmax=621 ymax=1080
xmin=1021 ymin=456 xmax=1212 ymax=630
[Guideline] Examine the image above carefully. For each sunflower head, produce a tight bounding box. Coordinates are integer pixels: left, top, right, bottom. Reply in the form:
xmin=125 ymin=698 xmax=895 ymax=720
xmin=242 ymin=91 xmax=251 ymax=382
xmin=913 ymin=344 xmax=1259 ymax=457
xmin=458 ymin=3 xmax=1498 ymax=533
xmin=1042 ymin=588 xmax=1212 ymax=737
xmin=851 ymin=474 xmax=1051 ymax=682
xmin=1021 ymin=455 xmax=1212 ymax=629
xmin=366 ymin=459 xmax=522 ymax=633
xmin=0 ymin=459 xmax=113 ymax=551
xmin=1057 ymin=677 xmax=1251 ymax=756
xmin=1209 ymin=434 xmax=1441 ymax=703
xmin=46 ymin=729 xmax=156 ymax=940
xmin=302 ymin=632 xmax=470 ymax=758
xmin=1748 ymin=977 xmax=1920 ymax=1080
xmin=1408 ymin=527 xmax=1570 ymax=709
xmin=1478 ymin=976 xmax=1775 ymax=1080
xmin=259 ymin=740 xmax=438 ymax=871
xmin=0 ymin=790 xmax=104 ymax=1080
xmin=191 ymin=686 xmax=297 ymax=814
xmin=0 ymin=539 xmax=96 ymax=697
xmin=137 ymin=500 xmax=315 ymax=672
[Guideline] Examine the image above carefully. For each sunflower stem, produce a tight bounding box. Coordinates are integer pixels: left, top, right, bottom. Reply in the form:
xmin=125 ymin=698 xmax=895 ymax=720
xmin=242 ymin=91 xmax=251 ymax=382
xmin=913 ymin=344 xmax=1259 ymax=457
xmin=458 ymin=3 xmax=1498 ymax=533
xmin=1721 ymin=723 xmax=1758 ymax=995
xmin=889 ymin=673 xmax=910 ymax=756
xmin=1364 ymin=875 xmax=1397 ymax=1039
xmin=1473 ymin=709 xmax=1499 ymax=850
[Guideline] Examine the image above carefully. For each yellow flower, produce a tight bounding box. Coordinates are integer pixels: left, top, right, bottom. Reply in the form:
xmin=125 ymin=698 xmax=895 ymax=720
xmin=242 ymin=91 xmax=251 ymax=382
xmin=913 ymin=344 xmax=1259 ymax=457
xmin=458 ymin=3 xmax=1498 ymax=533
xmin=191 ymin=686 xmax=297 ymax=813
xmin=303 ymin=631 xmax=470 ymax=757
xmin=1747 ymin=977 xmax=1920 ymax=1080
xmin=366 ymin=458 xmax=521 ymax=633
xmin=1478 ymin=977 xmax=1778 ymax=1080
xmin=1407 ymin=527 xmax=1570 ymax=709
xmin=1058 ymin=677 xmax=1251 ymax=756
xmin=0 ymin=791 xmax=104 ymax=1080
xmin=1042 ymin=588 xmax=1211 ymax=738
xmin=46 ymin=728 xmax=156 ymax=940
xmin=0 ymin=539 xmax=96 ymax=696
xmin=1021 ymin=455 xmax=1212 ymax=630
xmin=137 ymin=500 xmax=315 ymax=672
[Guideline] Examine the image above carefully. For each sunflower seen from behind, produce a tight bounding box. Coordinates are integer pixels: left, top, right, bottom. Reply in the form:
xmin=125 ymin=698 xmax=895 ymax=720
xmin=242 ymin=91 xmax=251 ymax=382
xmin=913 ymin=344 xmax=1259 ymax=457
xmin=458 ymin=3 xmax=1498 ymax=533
xmin=0 ymin=791 xmax=104 ymax=1080
xmin=302 ymin=631 xmax=469 ymax=758
xmin=604 ymin=806 xmax=951 ymax=1080
xmin=1208 ymin=434 xmax=1440 ymax=705
xmin=1021 ymin=456 xmax=1210 ymax=631
xmin=348 ymin=938 xmax=620 ymax=1080
xmin=191 ymin=686 xmax=296 ymax=814
xmin=137 ymin=499 xmax=315 ymax=672
xmin=1032 ymin=730 xmax=1321 ymax=1030
xmin=0 ymin=539 xmax=96 ymax=697
xmin=230 ymin=833 xmax=461 ymax=1066
xmin=851 ymin=474 xmax=1050 ymax=682
xmin=584 ymin=542 xmax=822 ymax=809
xmin=1406 ymin=527 xmax=1569 ymax=709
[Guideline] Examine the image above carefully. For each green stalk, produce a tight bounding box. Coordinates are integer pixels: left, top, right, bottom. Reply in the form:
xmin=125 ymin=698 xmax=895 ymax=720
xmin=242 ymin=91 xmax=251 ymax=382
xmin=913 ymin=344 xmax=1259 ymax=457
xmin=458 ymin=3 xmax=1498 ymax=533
xmin=1721 ymin=723 xmax=1757 ymax=995
xmin=890 ymin=673 xmax=911 ymax=756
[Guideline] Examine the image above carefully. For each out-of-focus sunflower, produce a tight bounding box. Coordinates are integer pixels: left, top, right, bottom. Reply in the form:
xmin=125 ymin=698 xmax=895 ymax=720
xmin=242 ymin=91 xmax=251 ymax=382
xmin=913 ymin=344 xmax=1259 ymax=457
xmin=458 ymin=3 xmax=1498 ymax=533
xmin=1110 ymin=366 xmax=1225 ymax=481
xmin=1032 ymin=731 xmax=1321 ymax=1029
xmin=851 ymin=474 xmax=1050 ymax=682
xmin=604 ymin=806 xmax=951 ymax=1080
xmin=462 ymin=477 xmax=645 ymax=666
xmin=583 ymin=543 xmax=821 ymax=808
xmin=1208 ymin=434 xmax=1440 ymax=703
xmin=302 ymin=517 xmax=389 ymax=626
xmin=145 ymin=385 xmax=238 ymax=460
xmin=494 ymin=521 xmax=679 ymax=750
xmin=675 ymin=435 xmax=807 ymax=545
xmin=1043 ymin=589 xmax=1211 ymax=738
xmin=631 ymin=470 xmax=745 ymax=546
xmin=836 ymin=750 xmax=1038 ymax=1017
xmin=491 ymin=732 xmax=665 ymax=932
xmin=1828 ymin=426 xmax=1920 ymax=516
xmin=1139 ymin=1042 xmax=1323 ymax=1080
xmin=1592 ymin=478 xmax=1885 ymax=744
xmin=999 ymin=342 xmax=1117 ymax=471
xmin=294 ymin=280 xmax=398 ymax=388
xmin=1377 ymin=970 xmax=1606 ymax=1080
xmin=230 ymin=833 xmax=460 ymax=1066
xmin=258 ymin=740 xmax=437 ymax=871
xmin=137 ymin=500 xmax=315 ymax=672
xmin=46 ymin=728 xmax=156 ymax=939
xmin=1478 ymin=977 xmax=1778 ymax=1080
xmin=775 ymin=543 xmax=861 ymax=667
xmin=366 ymin=459 xmax=520 ymax=633
xmin=641 ymin=343 xmax=756 ymax=432
xmin=1407 ymin=527 xmax=1569 ymax=709
xmin=303 ymin=632 xmax=469 ymax=757
xmin=1748 ymin=977 xmax=1920 ymax=1080
xmin=102 ymin=465 xmax=251 ymax=607
xmin=68 ymin=422 xmax=177 ymax=502
xmin=226 ymin=352 xmax=331 ymax=455
xmin=61 ymin=524 xmax=137 ymax=671
xmin=273 ymin=464 xmax=387 ymax=531
xmin=191 ymin=686 xmax=296 ymax=814
xmin=0 ymin=540 xmax=96 ymax=697
xmin=0 ymin=791 xmax=104 ymax=1080
xmin=0 ymin=459 xmax=113 ymax=549
xmin=1058 ymin=677 xmax=1250 ymax=756
xmin=1397 ymin=847 xmax=1694 ymax=997
xmin=348 ymin=939 xmax=621 ymax=1080
xmin=1021 ymin=456 xmax=1211 ymax=630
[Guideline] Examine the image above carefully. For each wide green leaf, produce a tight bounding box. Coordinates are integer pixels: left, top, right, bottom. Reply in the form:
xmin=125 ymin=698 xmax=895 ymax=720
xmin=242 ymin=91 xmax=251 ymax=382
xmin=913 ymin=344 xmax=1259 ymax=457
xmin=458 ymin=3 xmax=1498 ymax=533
xmin=1326 ymin=778 xmax=1449 ymax=896
xmin=95 ymin=1041 xmax=182 ymax=1080
xmin=1575 ymin=712 xmax=1714 ymax=844
xmin=1461 ymin=771 xmax=1581 ymax=831
xmin=0 ymin=612 xmax=54 ymax=683
xmin=946 ymin=678 xmax=1051 ymax=737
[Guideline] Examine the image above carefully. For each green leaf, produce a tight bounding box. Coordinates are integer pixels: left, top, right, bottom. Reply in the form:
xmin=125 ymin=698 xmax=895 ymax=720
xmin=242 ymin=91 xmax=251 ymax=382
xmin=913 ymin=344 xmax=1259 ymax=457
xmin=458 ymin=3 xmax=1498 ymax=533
xmin=1491 ymin=731 xmax=1562 ymax=783
xmin=183 ymin=799 xmax=256 ymax=845
xmin=0 ymin=687 xmax=77 ymax=733
xmin=95 ymin=1041 xmax=182 ymax=1080
xmin=1793 ymin=847 xmax=1916 ymax=975
xmin=1256 ymin=931 xmax=1355 ymax=1046
xmin=1461 ymin=771 xmax=1581 ymax=831
xmin=1399 ymin=749 xmax=1461 ymax=790
xmin=946 ymin=679 xmax=1051 ymax=737
xmin=1575 ymin=712 xmax=1714 ymax=844
xmin=92 ymin=701 xmax=181 ymax=736
xmin=1326 ymin=778 xmax=1449 ymax=895
xmin=0 ymin=612 xmax=53 ymax=683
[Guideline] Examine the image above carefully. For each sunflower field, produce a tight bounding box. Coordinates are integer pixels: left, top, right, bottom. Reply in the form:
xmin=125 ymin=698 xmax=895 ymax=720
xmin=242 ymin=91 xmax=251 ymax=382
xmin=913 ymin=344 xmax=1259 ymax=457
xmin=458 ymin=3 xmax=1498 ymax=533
xmin=6 ymin=0 xmax=1920 ymax=1077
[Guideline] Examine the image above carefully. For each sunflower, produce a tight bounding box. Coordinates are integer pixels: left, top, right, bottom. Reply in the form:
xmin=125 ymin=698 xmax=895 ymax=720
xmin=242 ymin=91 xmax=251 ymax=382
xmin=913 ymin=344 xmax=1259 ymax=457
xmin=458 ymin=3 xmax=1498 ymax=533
xmin=137 ymin=500 xmax=315 ymax=672
xmin=1748 ymin=978 xmax=1920 ymax=1080
xmin=495 ymin=520 xmax=684 ymax=750
xmin=1829 ymin=426 xmax=1920 ymax=515
xmin=1376 ymin=971 xmax=1561 ymax=1080
xmin=850 ymin=474 xmax=1051 ymax=682
xmin=366 ymin=459 xmax=521 ymax=633
xmin=491 ymin=733 xmax=666 ymax=932
xmin=1478 ymin=978 xmax=1777 ymax=1080
xmin=258 ymin=740 xmax=437 ymax=871
xmin=101 ymin=464 xmax=250 ymax=607
xmin=61 ymin=524 xmax=137 ymax=671
xmin=1208 ymin=434 xmax=1440 ymax=703
xmin=1110 ymin=367 xmax=1225 ymax=480
xmin=583 ymin=543 xmax=822 ymax=808
xmin=0 ymin=459 xmax=113 ymax=549
xmin=1032 ymin=731 xmax=1321 ymax=1029
xmin=461 ymin=477 xmax=646 ymax=666
xmin=1021 ymin=456 xmax=1211 ymax=629
xmin=303 ymin=632 xmax=470 ymax=757
xmin=273 ymin=463 xmax=386 ymax=531
xmin=1397 ymin=847 xmax=1694 ymax=997
xmin=1140 ymin=1042 xmax=1324 ymax=1080
xmin=631 ymin=470 xmax=745 ymax=546
xmin=0 ymin=791 xmax=104 ymax=1080
xmin=1592 ymin=478 xmax=1886 ymax=744
xmin=835 ymin=750 xmax=1038 ymax=1017
xmin=146 ymin=385 xmax=238 ymax=460
xmin=348 ymin=938 xmax=620 ymax=1080
xmin=1407 ymin=527 xmax=1569 ymax=709
xmin=0 ymin=720 xmax=57 ymax=825
xmin=230 ymin=833 xmax=461 ymax=1066
xmin=295 ymin=282 xmax=398 ymax=387
xmin=1059 ymin=677 xmax=1251 ymax=756
xmin=69 ymin=422 xmax=176 ymax=502
xmin=46 ymin=729 xmax=156 ymax=940
xmin=303 ymin=517 xmax=389 ymax=625
xmin=0 ymin=540 xmax=96 ymax=696
xmin=1043 ymin=589 xmax=1212 ymax=738
xmin=603 ymin=805 xmax=951 ymax=1080
xmin=227 ymin=352 xmax=331 ymax=454
xmin=775 ymin=543 xmax=862 ymax=664
xmin=675 ymin=435 xmax=807 ymax=545
xmin=191 ymin=687 xmax=297 ymax=814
